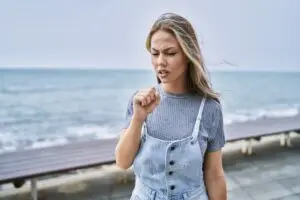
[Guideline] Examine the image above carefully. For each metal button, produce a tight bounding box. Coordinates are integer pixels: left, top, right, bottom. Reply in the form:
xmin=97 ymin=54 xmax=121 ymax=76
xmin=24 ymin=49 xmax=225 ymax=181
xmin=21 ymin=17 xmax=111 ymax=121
xmin=169 ymin=160 xmax=174 ymax=165
xmin=170 ymin=185 xmax=175 ymax=190
xmin=168 ymin=171 xmax=173 ymax=175
xmin=170 ymin=146 xmax=175 ymax=151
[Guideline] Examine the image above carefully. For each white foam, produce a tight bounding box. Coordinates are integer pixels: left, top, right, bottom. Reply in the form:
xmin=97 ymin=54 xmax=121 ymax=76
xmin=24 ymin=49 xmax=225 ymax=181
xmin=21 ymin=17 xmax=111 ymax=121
xmin=1 ymin=106 xmax=298 ymax=154
xmin=0 ymin=132 xmax=19 ymax=154
xmin=262 ymin=107 xmax=298 ymax=118
xmin=224 ymin=113 xmax=250 ymax=124
xmin=67 ymin=124 xmax=117 ymax=139
xmin=0 ymin=124 xmax=120 ymax=154
xmin=29 ymin=137 xmax=69 ymax=149
xmin=224 ymin=106 xmax=299 ymax=124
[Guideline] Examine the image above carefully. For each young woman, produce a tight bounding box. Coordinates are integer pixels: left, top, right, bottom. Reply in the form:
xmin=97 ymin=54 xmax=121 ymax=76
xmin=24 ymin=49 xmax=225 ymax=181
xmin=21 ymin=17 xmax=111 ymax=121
xmin=115 ymin=12 xmax=227 ymax=200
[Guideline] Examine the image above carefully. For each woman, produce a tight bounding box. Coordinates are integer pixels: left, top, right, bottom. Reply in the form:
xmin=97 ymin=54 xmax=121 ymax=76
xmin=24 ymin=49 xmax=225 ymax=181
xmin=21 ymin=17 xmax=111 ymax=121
xmin=115 ymin=12 xmax=227 ymax=200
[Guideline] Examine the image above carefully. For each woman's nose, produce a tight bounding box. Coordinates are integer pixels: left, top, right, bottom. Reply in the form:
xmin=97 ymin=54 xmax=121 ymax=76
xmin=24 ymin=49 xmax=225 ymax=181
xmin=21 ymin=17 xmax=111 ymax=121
xmin=157 ymin=54 xmax=166 ymax=66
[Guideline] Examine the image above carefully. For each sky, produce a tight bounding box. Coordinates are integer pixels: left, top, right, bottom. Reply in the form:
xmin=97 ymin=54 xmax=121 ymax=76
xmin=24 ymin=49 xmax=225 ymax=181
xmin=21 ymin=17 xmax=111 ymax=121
xmin=0 ymin=0 xmax=299 ymax=71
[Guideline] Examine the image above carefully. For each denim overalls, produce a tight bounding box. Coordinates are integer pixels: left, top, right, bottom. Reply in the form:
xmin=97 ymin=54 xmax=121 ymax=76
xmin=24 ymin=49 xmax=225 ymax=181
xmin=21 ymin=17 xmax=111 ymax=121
xmin=130 ymin=97 xmax=209 ymax=200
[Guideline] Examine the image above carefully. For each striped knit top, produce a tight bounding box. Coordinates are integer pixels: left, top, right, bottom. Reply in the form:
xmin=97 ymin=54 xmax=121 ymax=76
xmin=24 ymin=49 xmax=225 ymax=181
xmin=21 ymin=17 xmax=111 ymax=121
xmin=123 ymin=84 xmax=225 ymax=154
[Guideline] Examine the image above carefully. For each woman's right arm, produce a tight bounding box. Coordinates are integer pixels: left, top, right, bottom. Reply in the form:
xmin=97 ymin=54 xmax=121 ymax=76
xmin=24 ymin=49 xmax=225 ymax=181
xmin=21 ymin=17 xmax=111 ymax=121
xmin=115 ymin=116 xmax=144 ymax=170
xmin=115 ymin=87 xmax=160 ymax=170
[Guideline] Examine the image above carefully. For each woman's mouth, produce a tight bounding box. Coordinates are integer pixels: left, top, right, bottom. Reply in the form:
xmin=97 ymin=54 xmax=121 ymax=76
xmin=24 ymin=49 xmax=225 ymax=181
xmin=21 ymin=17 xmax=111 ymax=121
xmin=158 ymin=70 xmax=169 ymax=78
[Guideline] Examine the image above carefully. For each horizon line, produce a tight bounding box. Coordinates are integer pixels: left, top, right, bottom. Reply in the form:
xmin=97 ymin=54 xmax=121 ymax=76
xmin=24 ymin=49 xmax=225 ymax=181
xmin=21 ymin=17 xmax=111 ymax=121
xmin=0 ymin=66 xmax=299 ymax=73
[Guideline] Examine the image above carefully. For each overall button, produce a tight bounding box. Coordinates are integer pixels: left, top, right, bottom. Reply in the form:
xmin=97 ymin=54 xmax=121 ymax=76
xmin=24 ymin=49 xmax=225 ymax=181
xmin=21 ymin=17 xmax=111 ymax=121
xmin=168 ymin=171 xmax=173 ymax=175
xmin=169 ymin=160 xmax=175 ymax=165
xmin=170 ymin=146 xmax=175 ymax=151
xmin=170 ymin=185 xmax=175 ymax=190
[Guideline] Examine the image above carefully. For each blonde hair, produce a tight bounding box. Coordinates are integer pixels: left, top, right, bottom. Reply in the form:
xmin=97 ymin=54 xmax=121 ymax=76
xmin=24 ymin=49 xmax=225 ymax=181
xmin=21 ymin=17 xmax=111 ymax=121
xmin=146 ymin=12 xmax=220 ymax=101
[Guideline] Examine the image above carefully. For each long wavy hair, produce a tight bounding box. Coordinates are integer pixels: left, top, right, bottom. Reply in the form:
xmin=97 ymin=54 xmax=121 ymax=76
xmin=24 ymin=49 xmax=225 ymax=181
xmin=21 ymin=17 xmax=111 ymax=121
xmin=146 ymin=12 xmax=220 ymax=101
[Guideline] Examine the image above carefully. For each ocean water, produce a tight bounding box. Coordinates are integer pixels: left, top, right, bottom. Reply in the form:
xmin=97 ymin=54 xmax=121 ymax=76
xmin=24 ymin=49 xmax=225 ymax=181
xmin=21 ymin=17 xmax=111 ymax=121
xmin=0 ymin=68 xmax=299 ymax=154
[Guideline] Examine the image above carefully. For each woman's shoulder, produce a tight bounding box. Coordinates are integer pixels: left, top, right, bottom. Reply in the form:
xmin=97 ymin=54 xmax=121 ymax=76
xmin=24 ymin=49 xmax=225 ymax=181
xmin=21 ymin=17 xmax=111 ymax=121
xmin=204 ymin=97 xmax=222 ymax=110
xmin=201 ymin=97 xmax=223 ymax=121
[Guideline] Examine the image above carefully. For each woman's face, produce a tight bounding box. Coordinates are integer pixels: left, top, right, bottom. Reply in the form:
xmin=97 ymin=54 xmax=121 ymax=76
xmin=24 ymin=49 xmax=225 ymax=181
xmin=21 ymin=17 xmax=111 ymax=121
xmin=150 ymin=30 xmax=188 ymax=84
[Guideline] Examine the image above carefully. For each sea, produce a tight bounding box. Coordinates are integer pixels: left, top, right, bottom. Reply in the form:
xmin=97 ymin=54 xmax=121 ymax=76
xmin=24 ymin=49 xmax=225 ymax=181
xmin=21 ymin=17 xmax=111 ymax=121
xmin=0 ymin=68 xmax=299 ymax=154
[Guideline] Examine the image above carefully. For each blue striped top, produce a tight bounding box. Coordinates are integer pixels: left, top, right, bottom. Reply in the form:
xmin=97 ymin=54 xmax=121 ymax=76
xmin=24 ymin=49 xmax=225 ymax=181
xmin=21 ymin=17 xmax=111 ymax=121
xmin=123 ymin=84 xmax=225 ymax=154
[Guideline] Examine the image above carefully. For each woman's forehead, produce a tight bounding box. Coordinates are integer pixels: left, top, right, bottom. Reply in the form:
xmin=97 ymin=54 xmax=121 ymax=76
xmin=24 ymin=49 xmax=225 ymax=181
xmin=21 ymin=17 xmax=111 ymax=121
xmin=151 ymin=30 xmax=179 ymax=49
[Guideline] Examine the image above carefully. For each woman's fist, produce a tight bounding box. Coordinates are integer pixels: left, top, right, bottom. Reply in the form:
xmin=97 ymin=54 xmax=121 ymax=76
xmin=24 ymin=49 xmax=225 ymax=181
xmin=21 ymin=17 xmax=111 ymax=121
xmin=132 ymin=87 xmax=160 ymax=122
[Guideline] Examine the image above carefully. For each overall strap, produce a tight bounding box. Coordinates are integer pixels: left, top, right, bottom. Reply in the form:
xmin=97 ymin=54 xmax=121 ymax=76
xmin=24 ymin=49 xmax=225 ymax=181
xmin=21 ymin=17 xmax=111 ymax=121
xmin=141 ymin=122 xmax=147 ymax=138
xmin=191 ymin=97 xmax=206 ymax=140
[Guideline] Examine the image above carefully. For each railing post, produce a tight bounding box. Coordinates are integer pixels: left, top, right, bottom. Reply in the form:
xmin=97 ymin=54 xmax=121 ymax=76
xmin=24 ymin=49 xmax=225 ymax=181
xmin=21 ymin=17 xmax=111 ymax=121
xmin=247 ymin=139 xmax=253 ymax=156
xmin=286 ymin=132 xmax=292 ymax=147
xmin=241 ymin=139 xmax=254 ymax=155
xmin=280 ymin=133 xmax=286 ymax=146
xmin=241 ymin=140 xmax=248 ymax=154
xmin=30 ymin=178 xmax=38 ymax=200
xmin=280 ymin=132 xmax=292 ymax=147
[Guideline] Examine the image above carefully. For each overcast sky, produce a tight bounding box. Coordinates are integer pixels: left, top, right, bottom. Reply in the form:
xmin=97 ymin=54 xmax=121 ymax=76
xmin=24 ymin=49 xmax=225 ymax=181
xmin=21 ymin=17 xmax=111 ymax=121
xmin=0 ymin=0 xmax=299 ymax=71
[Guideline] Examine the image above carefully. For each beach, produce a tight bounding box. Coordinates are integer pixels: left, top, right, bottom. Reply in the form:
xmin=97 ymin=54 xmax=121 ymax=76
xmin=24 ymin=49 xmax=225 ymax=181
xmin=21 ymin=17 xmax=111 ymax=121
xmin=1 ymin=133 xmax=300 ymax=200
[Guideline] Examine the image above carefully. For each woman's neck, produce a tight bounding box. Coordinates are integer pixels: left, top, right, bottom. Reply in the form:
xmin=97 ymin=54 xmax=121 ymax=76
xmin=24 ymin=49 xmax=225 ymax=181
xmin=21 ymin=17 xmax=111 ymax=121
xmin=160 ymin=81 xmax=188 ymax=95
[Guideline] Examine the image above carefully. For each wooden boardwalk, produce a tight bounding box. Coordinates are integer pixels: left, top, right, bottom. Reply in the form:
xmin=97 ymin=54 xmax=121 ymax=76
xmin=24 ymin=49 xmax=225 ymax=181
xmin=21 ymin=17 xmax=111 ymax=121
xmin=1 ymin=114 xmax=300 ymax=184
xmin=0 ymin=139 xmax=117 ymax=184
xmin=0 ymin=139 xmax=117 ymax=200
xmin=225 ymin=114 xmax=300 ymax=141
xmin=224 ymin=114 xmax=300 ymax=155
xmin=1 ymin=134 xmax=300 ymax=200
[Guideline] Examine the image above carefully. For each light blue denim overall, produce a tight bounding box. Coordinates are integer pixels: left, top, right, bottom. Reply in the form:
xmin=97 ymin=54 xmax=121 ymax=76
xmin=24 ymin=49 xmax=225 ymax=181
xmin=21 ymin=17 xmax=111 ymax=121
xmin=130 ymin=97 xmax=209 ymax=200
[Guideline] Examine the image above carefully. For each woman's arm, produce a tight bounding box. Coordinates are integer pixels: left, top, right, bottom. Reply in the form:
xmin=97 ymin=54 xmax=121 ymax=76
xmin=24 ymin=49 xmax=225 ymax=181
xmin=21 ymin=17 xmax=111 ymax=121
xmin=203 ymin=100 xmax=227 ymax=199
xmin=115 ymin=88 xmax=160 ymax=170
xmin=204 ymin=150 xmax=227 ymax=200
xmin=115 ymin=116 xmax=144 ymax=170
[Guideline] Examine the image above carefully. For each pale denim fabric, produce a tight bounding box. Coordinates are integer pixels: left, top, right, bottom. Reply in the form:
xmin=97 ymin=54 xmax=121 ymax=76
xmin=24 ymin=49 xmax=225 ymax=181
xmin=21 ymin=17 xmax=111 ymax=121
xmin=130 ymin=98 xmax=210 ymax=200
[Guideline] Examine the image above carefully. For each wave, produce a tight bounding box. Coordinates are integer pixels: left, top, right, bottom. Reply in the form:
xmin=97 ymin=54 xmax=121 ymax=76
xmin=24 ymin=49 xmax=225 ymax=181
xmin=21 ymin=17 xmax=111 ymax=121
xmin=0 ymin=106 xmax=299 ymax=154
xmin=1 ymin=86 xmax=107 ymax=95
xmin=0 ymin=125 xmax=118 ymax=154
xmin=224 ymin=105 xmax=299 ymax=124
xmin=2 ymin=86 xmax=58 ymax=94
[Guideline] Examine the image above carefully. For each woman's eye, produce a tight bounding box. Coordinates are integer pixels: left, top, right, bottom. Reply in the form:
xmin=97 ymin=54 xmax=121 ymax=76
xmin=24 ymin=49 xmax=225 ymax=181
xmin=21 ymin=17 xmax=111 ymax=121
xmin=151 ymin=53 xmax=159 ymax=56
xmin=167 ymin=52 xmax=177 ymax=56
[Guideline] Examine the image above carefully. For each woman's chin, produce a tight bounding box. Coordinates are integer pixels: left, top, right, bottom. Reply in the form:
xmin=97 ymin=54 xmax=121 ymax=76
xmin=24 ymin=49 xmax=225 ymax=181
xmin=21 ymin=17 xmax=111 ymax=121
xmin=159 ymin=78 xmax=171 ymax=83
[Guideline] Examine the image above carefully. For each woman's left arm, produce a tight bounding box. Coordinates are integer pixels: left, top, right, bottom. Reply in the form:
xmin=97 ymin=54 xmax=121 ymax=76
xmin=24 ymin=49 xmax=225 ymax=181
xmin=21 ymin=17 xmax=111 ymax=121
xmin=203 ymin=101 xmax=227 ymax=200
xmin=204 ymin=150 xmax=227 ymax=200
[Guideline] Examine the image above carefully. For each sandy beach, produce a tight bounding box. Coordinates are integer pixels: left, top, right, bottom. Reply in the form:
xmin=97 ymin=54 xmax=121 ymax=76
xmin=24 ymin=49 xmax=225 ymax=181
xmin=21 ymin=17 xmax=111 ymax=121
xmin=1 ymin=132 xmax=300 ymax=200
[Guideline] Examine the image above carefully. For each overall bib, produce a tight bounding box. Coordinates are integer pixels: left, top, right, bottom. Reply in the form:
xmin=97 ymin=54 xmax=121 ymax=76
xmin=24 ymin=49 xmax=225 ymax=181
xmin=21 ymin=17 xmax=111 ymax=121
xmin=130 ymin=97 xmax=209 ymax=200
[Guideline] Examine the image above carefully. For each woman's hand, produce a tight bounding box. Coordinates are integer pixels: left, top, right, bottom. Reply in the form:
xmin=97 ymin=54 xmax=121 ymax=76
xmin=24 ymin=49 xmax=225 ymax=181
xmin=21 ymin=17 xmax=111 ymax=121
xmin=132 ymin=87 xmax=160 ymax=122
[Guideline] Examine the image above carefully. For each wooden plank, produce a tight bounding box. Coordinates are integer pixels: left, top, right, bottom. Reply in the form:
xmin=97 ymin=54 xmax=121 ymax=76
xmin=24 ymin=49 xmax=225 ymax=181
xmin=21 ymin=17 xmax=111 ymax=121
xmin=225 ymin=114 xmax=300 ymax=141
xmin=0 ymin=139 xmax=112 ymax=161
xmin=0 ymin=139 xmax=114 ymax=164
xmin=0 ymin=148 xmax=111 ymax=169
xmin=0 ymin=147 xmax=114 ymax=174
xmin=0 ymin=138 xmax=118 ymax=184
xmin=0 ymin=151 xmax=115 ymax=184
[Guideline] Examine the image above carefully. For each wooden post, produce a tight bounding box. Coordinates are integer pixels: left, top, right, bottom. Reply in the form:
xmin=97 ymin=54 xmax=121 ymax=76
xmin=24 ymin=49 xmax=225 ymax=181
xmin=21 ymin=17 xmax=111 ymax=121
xmin=286 ymin=132 xmax=292 ymax=147
xmin=241 ymin=139 xmax=254 ymax=155
xmin=280 ymin=133 xmax=286 ymax=147
xmin=247 ymin=139 xmax=253 ymax=156
xmin=241 ymin=140 xmax=248 ymax=154
xmin=280 ymin=132 xmax=292 ymax=147
xmin=30 ymin=178 xmax=38 ymax=200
